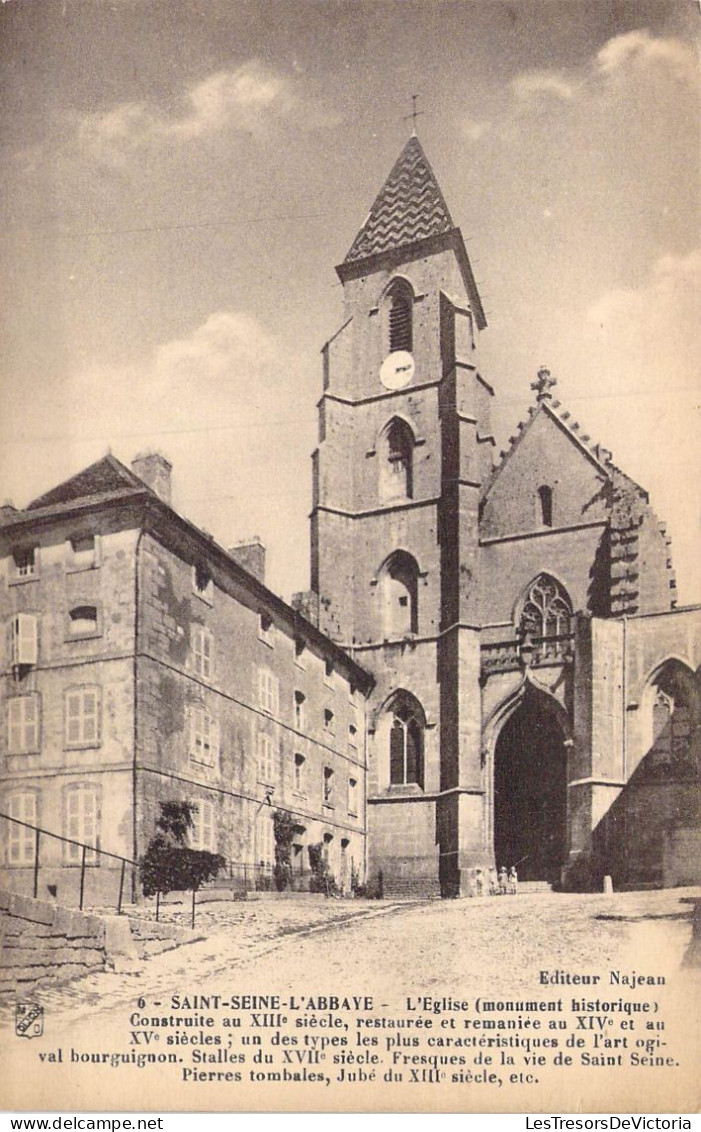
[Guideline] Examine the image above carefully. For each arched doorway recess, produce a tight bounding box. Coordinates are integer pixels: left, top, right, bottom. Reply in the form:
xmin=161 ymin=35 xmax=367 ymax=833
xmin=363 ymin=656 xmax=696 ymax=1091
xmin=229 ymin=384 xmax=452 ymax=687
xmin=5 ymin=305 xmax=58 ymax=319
xmin=493 ymin=687 xmax=568 ymax=884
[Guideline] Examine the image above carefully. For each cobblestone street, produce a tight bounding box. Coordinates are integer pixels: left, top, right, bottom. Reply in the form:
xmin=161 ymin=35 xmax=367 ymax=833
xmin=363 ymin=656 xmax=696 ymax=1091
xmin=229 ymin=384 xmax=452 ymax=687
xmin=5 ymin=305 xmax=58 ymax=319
xmin=2 ymin=887 xmax=699 ymax=1112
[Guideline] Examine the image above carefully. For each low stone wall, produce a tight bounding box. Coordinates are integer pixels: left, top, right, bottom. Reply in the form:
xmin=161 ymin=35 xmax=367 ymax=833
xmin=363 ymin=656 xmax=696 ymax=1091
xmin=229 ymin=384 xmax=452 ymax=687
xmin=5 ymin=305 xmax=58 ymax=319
xmin=0 ymin=890 xmax=111 ymax=997
xmin=0 ymin=889 xmax=202 ymax=998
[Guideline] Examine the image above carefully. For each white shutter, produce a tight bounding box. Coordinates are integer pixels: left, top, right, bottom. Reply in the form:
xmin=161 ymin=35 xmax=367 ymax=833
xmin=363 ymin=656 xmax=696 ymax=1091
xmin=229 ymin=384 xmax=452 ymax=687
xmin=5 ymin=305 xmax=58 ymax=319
xmin=16 ymin=614 xmax=38 ymax=666
xmin=8 ymin=699 xmax=22 ymax=753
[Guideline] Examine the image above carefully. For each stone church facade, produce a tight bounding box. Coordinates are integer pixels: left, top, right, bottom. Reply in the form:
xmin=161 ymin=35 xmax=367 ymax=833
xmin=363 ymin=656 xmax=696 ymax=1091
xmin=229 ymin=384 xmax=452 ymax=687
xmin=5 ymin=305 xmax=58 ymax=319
xmin=307 ymin=136 xmax=700 ymax=897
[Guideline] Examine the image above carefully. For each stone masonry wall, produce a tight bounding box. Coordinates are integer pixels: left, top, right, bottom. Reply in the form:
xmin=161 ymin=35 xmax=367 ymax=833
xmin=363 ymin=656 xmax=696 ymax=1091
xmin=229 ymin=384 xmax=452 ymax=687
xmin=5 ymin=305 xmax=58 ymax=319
xmin=0 ymin=888 xmax=109 ymax=996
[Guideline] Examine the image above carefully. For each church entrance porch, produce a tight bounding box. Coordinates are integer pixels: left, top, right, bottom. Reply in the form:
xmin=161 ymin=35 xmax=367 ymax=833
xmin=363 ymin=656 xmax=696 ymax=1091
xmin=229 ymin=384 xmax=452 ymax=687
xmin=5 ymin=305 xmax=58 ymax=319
xmin=493 ymin=690 xmax=568 ymax=885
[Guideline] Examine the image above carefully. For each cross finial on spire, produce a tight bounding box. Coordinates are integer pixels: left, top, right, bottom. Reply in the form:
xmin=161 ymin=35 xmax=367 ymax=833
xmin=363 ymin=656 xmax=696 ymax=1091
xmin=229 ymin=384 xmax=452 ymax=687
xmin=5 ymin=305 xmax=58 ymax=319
xmin=531 ymin=366 xmax=557 ymax=402
xmin=403 ymin=94 xmax=424 ymax=136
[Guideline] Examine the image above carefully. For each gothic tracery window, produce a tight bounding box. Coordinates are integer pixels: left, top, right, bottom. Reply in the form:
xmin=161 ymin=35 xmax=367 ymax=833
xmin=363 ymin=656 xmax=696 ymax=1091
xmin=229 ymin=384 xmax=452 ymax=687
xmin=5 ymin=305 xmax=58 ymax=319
xmin=519 ymin=575 xmax=571 ymax=640
xmin=387 ymin=692 xmax=425 ymax=788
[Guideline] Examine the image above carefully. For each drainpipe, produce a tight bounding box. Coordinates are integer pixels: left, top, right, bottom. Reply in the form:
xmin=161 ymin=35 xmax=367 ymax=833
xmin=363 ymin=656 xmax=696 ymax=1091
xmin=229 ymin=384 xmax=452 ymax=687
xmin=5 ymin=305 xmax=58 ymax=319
xmin=132 ymin=514 xmax=147 ymax=902
xmin=621 ymin=615 xmax=627 ymax=781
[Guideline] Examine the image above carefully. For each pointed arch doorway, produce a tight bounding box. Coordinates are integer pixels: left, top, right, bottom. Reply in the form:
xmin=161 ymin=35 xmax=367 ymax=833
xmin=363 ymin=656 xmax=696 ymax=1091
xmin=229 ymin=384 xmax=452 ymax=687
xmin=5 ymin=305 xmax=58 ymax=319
xmin=493 ymin=688 xmax=569 ymax=884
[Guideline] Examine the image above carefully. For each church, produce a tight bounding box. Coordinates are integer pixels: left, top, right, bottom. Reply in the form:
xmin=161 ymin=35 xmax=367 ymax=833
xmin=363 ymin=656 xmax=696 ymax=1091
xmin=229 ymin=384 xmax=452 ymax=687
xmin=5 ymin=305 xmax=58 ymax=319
xmin=304 ymin=134 xmax=700 ymax=897
xmin=1 ymin=136 xmax=699 ymax=903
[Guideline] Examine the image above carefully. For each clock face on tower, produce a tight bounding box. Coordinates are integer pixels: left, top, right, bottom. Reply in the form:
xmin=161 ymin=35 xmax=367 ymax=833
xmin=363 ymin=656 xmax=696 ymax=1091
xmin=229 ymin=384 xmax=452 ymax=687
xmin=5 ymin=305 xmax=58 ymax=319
xmin=379 ymin=350 xmax=415 ymax=390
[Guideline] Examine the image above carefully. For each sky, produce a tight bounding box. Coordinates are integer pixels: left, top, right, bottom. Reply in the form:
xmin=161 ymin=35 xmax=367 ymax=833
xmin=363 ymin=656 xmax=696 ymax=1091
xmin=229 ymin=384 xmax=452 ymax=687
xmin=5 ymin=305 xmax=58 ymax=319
xmin=1 ymin=0 xmax=699 ymax=603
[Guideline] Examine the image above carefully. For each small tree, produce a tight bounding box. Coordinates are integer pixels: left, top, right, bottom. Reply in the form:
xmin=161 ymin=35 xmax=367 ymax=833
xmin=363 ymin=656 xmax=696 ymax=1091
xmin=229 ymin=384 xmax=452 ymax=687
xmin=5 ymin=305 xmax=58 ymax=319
xmin=308 ymin=840 xmax=337 ymax=895
xmin=272 ymin=809 xmax=296 ymax=891
xmin=140 ymin=800 xmax=226 ymax=898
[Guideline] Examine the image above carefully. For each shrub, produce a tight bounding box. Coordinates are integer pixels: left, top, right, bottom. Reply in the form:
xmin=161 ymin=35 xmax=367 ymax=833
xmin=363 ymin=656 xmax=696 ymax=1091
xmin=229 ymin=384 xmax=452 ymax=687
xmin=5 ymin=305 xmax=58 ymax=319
xmin=139 ymin=800 xmax=226 ymax=898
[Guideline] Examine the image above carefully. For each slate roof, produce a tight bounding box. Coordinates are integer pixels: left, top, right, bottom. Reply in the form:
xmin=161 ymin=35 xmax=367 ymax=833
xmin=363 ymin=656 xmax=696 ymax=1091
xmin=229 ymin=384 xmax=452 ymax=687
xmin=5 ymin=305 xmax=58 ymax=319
xmin=26 ymin=455 xmax=148 ymax=511
xmin=344 ymin=136 xmax=455 ymax=264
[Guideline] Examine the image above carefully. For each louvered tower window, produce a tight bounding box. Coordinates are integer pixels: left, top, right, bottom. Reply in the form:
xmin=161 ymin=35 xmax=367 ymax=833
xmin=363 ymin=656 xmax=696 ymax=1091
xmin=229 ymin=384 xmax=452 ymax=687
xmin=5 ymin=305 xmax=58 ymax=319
xmin=387 ymin=284 xmax=413 ymax=353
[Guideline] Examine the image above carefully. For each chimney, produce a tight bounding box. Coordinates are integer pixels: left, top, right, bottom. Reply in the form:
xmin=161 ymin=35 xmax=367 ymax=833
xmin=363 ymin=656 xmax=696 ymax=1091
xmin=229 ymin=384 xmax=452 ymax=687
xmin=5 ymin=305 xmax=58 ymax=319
xmin=229 ymin=537 xmax=265 ymax=584
xmin=131 ymin=452 xmax=172 ymax=505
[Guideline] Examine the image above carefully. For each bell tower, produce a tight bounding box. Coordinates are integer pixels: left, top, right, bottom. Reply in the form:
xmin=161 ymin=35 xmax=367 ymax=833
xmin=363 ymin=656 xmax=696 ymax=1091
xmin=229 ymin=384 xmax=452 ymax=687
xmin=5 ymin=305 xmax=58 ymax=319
xmin=310 ymin=136 xmax=495 ymax=896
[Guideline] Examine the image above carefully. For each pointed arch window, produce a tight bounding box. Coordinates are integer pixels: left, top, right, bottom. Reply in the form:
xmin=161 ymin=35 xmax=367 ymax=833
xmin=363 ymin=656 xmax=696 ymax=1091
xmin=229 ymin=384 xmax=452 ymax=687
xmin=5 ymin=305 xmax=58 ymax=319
xmin=537 ymin=485 xmax=553 ymax=527
xmin=379 ymin=418 xmax=414 ymax=501
xmin=519 ymin=575 xmax=572 ymax=640
xmin=380 ymin=551 xmax=419 ymax=638
xmin=387 ymin=692 xmax=425 ymax=789
xmin=384 ymin=279 xmax=414 ymax=354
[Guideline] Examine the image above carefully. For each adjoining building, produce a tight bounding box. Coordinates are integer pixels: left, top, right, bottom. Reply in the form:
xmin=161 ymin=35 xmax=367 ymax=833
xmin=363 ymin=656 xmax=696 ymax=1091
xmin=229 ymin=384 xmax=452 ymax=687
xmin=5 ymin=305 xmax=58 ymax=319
xmin=1 ymin=454 xmax=372 ymax=905
xmin=305 ymin=135 xmax=700 ymax=897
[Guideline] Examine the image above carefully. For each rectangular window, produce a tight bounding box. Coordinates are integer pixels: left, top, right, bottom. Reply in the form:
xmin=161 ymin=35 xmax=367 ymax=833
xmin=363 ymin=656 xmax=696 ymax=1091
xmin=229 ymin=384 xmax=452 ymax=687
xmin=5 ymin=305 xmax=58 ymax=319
xmin=294 ymin=638 xmax=306 ymax=669
xmin=323 ymin=766 xmax=334 ymax=805
xmin=258 ymin=668 xmax=279 ymax=714
xmin=64 ymin=786 xmax=99 ymax=864
xmin=65 ymin=687 xmax=101 ymax=748
xmin=7 ymin=695 xmax=40 ymax=754
xmin=323 ymin=708 xmax=335 ymax=734
xmin=69 ymin=535 xmax=98 ymax=570
xmin=191 ymin=625 xmax=213 ymax=680
xmin=190 ymin=800 xmax=215 ymax=852
xmin=67 ymin=605 xmax=100 ymax=639
xmin=5 ymin=792 xmax=37 ymax=864
xmin=189 ymin=706 xmax=219 ymax=767
xmin=192 ymin=564 xmax=214 ymax=605
xmin=257 ymin=731 xmax=275 ymax=784
xmin=348 ymin=722 xmax=358 ymax=748
xmin=348 ymin=777 xmax=358 ymax=816
xmin=294 ymin=752 xmax=305 ymax=793
xmin=255 ymin=808 xmax=274 ymax=867
xmin=324 ymin=658 xmax=335 ymax=689
xmin=7 ymin=613 xmax=38 ymax=668
xmin=294 ymin=690 xmax=306 ymax=731
xmin=12 ymin=547 xmax=37 ymax=580
xmin=258 ymin=613 xmax=274 ymax=647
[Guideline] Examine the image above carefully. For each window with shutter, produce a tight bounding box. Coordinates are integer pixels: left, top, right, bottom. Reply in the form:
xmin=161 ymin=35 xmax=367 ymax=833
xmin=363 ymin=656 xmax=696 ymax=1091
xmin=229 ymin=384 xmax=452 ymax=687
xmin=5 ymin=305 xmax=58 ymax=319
xmin=190 ymin=800 xmax=215 ymax=851
xmin=7 ymin=614 xmax=38 ymax=668
xmin=258 ymin=667 xmax=278 ymax=714
xmin=4 ymin=791 xmax=37 ymax=864
xmin=257 ymin=731 xmax=275 ymax=784
xmin=191 ymin=625 xmax=213 ymax=679
xmin=189 ymin=706 xmax=218 ymax=767
xmin=63 ymin=785 xmax=99 ymax=863
xmin=7 ymin=695 xmax=40 ymax=754
xmin=64 ymin=687 xmax=101 ymax=748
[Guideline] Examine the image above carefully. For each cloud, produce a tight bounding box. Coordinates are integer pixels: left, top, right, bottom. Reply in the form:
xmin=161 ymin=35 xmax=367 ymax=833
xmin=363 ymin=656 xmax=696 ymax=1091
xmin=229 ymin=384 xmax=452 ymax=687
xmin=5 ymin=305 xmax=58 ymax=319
xmin=585 ymin=248 xmax=701 ymax=389
xmin=596 ymin=29 xmax=697 ymax=86
xmin=76 ymin=59 xmax=339 ymax=163
xmin=69 ymin=310 xmax=291 ymax=436
xmin=509 ymin=29 xmax=696 ymax=113
xmin=461 ymin=116 xmax=490 ymax=142
xmin=511 ymin=70 xmax=576 ymax=102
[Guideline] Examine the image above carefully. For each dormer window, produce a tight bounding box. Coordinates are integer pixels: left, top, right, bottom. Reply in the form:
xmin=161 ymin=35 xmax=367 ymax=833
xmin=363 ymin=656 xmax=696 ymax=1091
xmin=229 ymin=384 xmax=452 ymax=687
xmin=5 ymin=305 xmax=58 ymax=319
xmin=537 ymin=485 xmax=553 ymax=528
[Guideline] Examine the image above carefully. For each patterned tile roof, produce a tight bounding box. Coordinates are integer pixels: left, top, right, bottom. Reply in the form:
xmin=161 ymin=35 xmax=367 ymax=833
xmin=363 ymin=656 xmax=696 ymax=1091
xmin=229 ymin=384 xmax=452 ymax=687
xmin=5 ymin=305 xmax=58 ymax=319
xmin=344 ymin=136 xmax=455 ymax=263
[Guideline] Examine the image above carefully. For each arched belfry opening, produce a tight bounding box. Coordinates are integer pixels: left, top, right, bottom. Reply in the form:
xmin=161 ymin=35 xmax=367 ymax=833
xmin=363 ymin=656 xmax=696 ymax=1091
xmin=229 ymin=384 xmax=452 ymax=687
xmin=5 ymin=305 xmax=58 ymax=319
xmin=383 ymin=278 xmax=414 ymax=354
xmin=493 ymin=686 xmax=569 ymax=884
xmin=379 ymin=417 xmax=414 ymax=501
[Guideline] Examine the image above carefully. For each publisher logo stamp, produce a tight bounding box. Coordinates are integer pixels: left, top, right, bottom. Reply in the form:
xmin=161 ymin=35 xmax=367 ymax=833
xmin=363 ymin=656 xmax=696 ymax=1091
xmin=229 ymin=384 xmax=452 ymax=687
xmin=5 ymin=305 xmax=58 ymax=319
xmin=15 ymin=1002 xmax=43 ymax=1038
